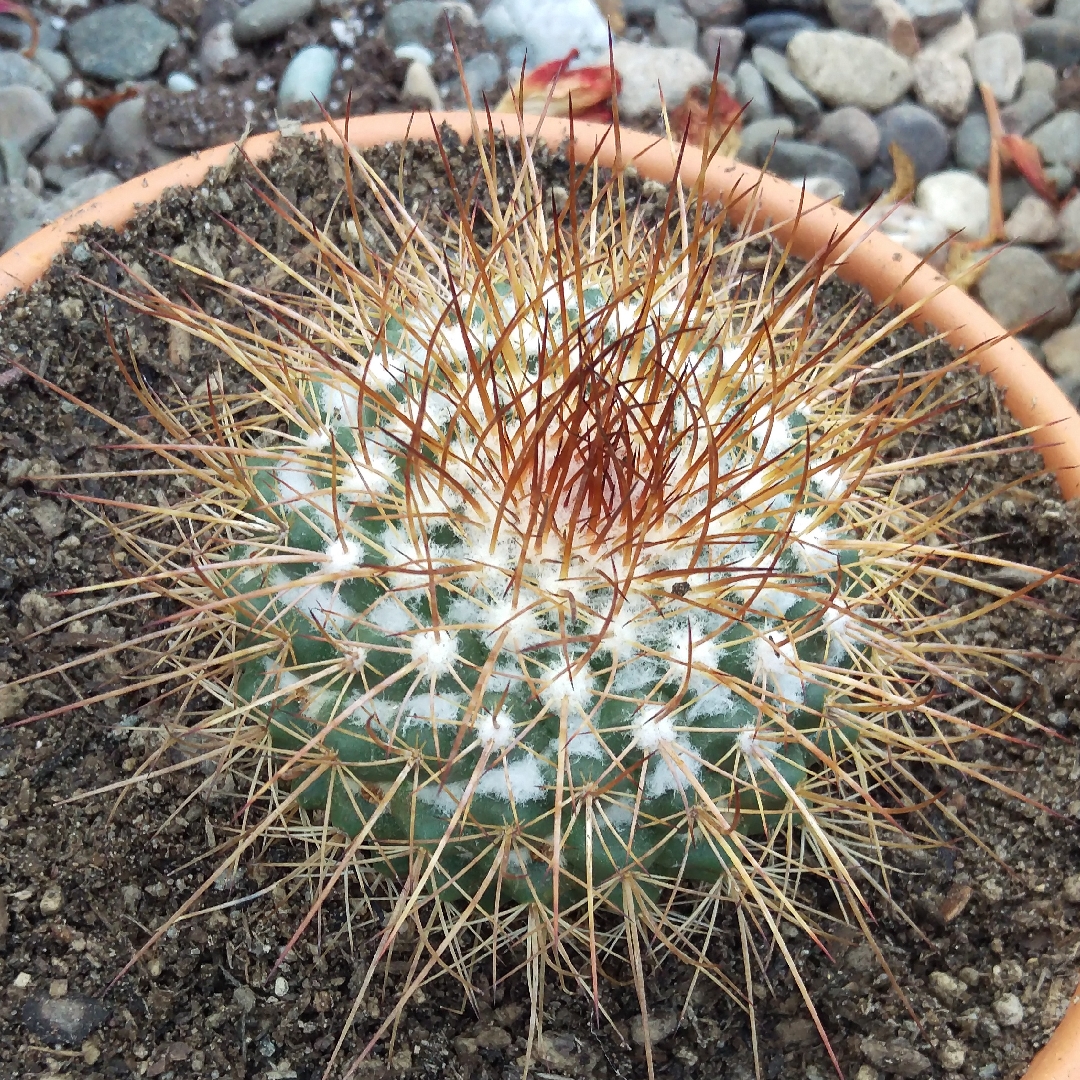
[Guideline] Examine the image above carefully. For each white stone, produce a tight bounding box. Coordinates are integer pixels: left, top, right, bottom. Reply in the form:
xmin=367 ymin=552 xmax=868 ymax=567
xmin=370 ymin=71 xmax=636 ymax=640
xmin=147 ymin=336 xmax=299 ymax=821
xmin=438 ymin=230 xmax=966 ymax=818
xmin=278 ymin=44 xmax=336 ymax=106
xmin=863 ymin=200 xmax=951 ymax=261
xmin=922 ymin=12 xmax=976 ymax=58
xmin=1004 ymin=194 xmax=1059 ymax=243
xmin=1042 ymin=325 xmax=1080 ymax=377
xmin=913 ymin=49 xmax=973 ymax=121
xmin=993 ymin=993 xmax=1024 ymax=1027
xmin=611 ymin=41 xmax=711 ymax=117
xmin=166 ymin=71 xmax=198 ymax=92
xmin=915 ymin=170 xmax=990 ymax=240
xmin=484 ymin=0 xmax=611 ymax=66
xmin=969 ymin=31 xmax=1024 ymax=103
xmin=787 ymin=30 xmax=913 ymax=110
xmin=199 ymin=21 xmax=240 ymax=80
xmin=403 ymin=60 xmax=443 ymax=110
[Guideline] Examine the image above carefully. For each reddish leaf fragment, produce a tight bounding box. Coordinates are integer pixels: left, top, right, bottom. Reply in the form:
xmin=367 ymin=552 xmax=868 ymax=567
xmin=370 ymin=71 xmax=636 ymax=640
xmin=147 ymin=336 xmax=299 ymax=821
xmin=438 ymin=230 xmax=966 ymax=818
xmin=669 ymin=84 xmax=743 ymax=158
xmin=0 ymin=0 xmax=38 ymax=58
xmin=71 ymin=86 xmax=140 ymax=121
xmin=939 ymin=883 xmax=973 ymax=924
xmin=1001 ymin=133 xmax=1058 ymax=207
xmin=496 ymin=50 xmax=619 ymax=122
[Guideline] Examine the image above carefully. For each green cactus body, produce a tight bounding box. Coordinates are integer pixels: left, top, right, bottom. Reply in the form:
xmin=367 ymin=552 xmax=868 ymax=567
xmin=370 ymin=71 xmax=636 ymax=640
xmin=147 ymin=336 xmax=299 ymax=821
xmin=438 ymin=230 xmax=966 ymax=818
xmin=220 ymin=262 xmax=872 ymax=914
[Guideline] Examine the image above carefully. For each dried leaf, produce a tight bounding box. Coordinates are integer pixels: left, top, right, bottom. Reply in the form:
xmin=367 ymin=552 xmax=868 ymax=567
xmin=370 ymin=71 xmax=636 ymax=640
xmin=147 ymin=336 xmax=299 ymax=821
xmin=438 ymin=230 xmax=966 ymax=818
xmin=495 ymin=50 xmax=618 ymax=122
xmin=72 ymin=86 xmax=140 ymax=121
xmin=669 ymin=84 xmax=743 ymax=159
xmin=0 ymin=0 xmax=38 ymax=57
xmin=1001 ymin=133 xmax=1058 ymax=207
xmin=883 ymin=142 xmax=916 ymax=204
xmin=944 ymin=241 xmax=999 ymax=291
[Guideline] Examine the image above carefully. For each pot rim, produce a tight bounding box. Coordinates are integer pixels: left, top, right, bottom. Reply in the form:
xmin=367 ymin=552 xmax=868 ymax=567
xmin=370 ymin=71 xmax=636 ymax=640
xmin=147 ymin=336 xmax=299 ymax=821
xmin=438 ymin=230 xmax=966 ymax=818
xmin=0 ymin=109 xmax=1076 ymax=1080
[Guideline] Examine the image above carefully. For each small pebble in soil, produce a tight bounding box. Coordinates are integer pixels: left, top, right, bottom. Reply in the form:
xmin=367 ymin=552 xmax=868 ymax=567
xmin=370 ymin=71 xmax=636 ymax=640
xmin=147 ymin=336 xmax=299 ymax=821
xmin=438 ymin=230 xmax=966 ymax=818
xmin=21 ymin=993 xmax=109 ymax=1045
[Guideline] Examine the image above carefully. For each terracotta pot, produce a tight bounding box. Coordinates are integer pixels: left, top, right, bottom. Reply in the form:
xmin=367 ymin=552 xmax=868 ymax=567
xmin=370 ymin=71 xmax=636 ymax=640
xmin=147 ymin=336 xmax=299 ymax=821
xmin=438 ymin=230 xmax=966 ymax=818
xmin=0 ymin=111 xmax=1077 ymax=1080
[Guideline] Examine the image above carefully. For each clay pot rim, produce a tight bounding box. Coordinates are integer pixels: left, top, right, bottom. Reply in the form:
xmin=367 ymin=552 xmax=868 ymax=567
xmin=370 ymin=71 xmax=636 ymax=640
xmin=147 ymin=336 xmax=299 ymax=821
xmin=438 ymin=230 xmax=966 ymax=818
xmin=0 ymin=110 xmax=1076 ymax=1080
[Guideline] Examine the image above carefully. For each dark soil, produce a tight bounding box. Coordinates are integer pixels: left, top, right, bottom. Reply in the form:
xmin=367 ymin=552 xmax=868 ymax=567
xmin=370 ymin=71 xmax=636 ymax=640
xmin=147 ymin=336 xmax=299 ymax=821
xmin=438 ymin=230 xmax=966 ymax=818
xmin=1 ymin=130 xmax=1078 ymax=1080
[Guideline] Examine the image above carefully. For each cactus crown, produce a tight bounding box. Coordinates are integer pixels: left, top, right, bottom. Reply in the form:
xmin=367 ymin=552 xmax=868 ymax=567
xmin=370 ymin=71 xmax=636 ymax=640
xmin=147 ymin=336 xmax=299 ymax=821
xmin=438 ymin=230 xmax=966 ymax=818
xmin=60 ymin=118 xmax=1035 ymax=1075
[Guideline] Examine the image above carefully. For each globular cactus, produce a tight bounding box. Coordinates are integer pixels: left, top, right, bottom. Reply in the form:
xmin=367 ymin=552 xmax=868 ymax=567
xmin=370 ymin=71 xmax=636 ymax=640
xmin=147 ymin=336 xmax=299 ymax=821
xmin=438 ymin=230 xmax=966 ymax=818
xmin=79 ymin=117 xmax=1034 ymax=1074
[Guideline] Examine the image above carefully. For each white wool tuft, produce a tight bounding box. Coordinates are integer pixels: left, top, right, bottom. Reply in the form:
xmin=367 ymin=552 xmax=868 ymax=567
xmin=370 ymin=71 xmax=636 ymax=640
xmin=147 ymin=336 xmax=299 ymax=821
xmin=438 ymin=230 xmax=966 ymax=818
xmin=339 ymin=446 xmax=394 ymax=496
xmin=274 ymin=453 xmax=315 ymax=501
xmin=753 ymin=629 xmax=805 ymax=704
xmin=475 ymin=709 xmax=515 ymax=750
xmin=541 ymin=666 xmax=594 ymax=713
xmin=322 ymin=536 xmax=363 ymax=574
xmin=632 ymin=709 xmax=703 ymax=798
xmin=632 ymin=706 xmax=677 ymax=752
xmin=275 ymin=579 xmax=355 ymax=631
xmin=317 ymin=379 xmax=360 ymax=430
xmin=399 ymin=692 xmax=462 ymax=730
xmin=790 ymin=512 xmax=841 ymax=574
xmin=338 ymin=641 xmax=367 ymax=675
xmin=367 ymin=596 xmax=415 ymax=636
xmin=824 ymin=600 xmax=865 ymax=661
xmin=812 ymin=465 xmax=849 ymax=500
xmin=411 ymin=630 xmax=459 ymax=678
xmin=475 ymin=755 xmax=546 ymax=803
xmin=737 ymin=724 xmax=778 ymax=772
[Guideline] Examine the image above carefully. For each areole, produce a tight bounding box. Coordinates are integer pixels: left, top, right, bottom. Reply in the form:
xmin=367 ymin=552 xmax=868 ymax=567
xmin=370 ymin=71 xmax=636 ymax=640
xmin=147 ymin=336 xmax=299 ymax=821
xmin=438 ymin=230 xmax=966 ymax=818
xmin=0 ymin=110 xmax=1077 ymax=1080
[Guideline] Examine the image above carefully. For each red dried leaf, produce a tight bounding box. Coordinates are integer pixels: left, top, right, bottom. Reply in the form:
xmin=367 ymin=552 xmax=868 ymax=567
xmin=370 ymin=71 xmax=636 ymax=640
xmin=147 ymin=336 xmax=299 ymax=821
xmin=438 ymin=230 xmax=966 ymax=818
xmin=71 ymin=86 xmax=140 ymax=121
xmin=0 ymin=0 xmax=38 ymax=58
xmin=1001 ymin=133 xmax=1058 ymax=207
xmin=496 ymin=50 xmax=618 ymax=122
xmin=669 ymin=84 xmax=743 ymax=158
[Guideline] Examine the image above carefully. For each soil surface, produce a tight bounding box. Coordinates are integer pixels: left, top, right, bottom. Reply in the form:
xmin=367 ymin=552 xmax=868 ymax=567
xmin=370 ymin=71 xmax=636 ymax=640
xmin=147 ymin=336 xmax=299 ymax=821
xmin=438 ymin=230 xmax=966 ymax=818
xmin=1 ymin=130 xmax=1078 ymax=1080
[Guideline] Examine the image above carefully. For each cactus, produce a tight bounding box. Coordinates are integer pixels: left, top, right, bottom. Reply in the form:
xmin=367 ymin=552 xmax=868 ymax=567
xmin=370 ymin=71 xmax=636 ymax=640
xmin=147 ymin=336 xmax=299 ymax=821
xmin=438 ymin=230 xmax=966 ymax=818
xmin=53 ymin=117 xmax=1040 ymax=1075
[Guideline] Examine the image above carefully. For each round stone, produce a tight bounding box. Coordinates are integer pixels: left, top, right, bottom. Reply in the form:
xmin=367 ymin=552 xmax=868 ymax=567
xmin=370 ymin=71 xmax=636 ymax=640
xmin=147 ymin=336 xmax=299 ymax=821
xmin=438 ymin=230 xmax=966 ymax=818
xmin=0 ymin=50 xmax=55 ymax=94
xmin=655 ymin=5 xmax=700 ymax=50
xmin=382 ymin=0 xmax=444 ymax=47
xmin=786 ymin=29 xmax=913 ymax=110
xmin=825 ymin=0 xmax=875 ymax=30
xmin=912 ymin=49 xmax=973 ymax=122
xmin=1043 ymin=326 xmax=1080 ymax=377
xmin=744 ymin=10 xmax=821 ymax=50
xmin=1000 ymin=88 xmax=1056 ymax=133
xmin=735 ymin=58 xmax=775 ymax=119
xmin=278 ymin=44 xmax=336 ymax=106
xmin=0 ymin=85 xmax=56 ymax=153
xmin=685 ymin=0 xmax=747 ymax=23
xmin=738 ymin=115 xmax=797 ymax=164
xmin=811 ymin=106 xmax=880 ymax=169
xmin=1023 ymin=17 xmax=1080 ymax=68
xmin=612 ymin=41 xmax=711 ymax=117
xmin=969 ymin=31 xmax=1025 ymax=103
xmin=916 ymin=169 xmax=990 ymax=239
xmin=976 ymin=245 xmax=1071 ymax=332
xmin=1004 ymin=194 xmax=1059 ymax=243
xmin=902 ymin=0 xmax=965 ymax=35
xmin=234 ymin=0 xmax=316 ymax=44
xmin=767 ymin=138 xmax=862 ymax=207
xmin=701 ymin=26 xmax=747 ymax=72
xmin=463 ymin=52 xmax=502 ymax=101
xmin=955 ymin=111 xmax=991 ymax=170
xmin=1030 ymin=110 xmax=1080 ymax=172
xmin=875 ymin=102 xmax=949 ymax=179
xmin=65 ymin=4 xmax=180 ymax=82
xmin=751 ymin=45 xmax=822 ymax=124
